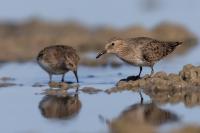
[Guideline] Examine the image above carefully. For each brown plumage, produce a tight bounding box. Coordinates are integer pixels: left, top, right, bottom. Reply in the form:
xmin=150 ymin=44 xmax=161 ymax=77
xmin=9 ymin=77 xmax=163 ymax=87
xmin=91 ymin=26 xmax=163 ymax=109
xmin=112 ymin=102 xmax=178 ymax=126
xmin=37 ymin=45 xmax=80 ymax=83
xmin=39 ymin=94 xmax=81 ymax=119
xmin=96 ymin=37 xmax=182 ymax=79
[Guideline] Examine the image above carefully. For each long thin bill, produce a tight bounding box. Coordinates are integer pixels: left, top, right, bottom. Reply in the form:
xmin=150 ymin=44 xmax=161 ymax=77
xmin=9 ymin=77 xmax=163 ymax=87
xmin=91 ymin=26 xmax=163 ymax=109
xmin=96 ymin=50 xmax=106 ymax=59
xmin=73 ymin=70 xmax=79 ymax=83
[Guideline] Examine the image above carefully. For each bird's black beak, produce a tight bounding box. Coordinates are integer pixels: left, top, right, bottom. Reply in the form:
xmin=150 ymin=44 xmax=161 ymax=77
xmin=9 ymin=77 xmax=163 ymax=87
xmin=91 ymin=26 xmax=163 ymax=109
xmin=73 ymin=70 xmax=79 ymax=83
xmin=96 ymin=50 xmax=107 ymax=59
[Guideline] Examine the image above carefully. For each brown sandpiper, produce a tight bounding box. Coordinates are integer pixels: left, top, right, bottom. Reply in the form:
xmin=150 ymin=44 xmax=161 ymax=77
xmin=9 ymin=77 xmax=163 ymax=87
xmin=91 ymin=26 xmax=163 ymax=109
xmin=37 ymin=45 xmax=80 ymax=83
xmin=96 ymin=37 xmax=182 ymax=80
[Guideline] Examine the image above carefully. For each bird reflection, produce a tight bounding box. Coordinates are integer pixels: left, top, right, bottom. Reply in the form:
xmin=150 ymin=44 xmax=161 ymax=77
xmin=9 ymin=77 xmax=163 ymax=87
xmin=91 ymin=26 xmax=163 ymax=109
xmin=109 ymin=99 xmax=178 ymax=133
xmin=39 ymin=93 xmax=81 ymax=119
xmin=120 ymin=102 xmax=178 ymax=125
xmin=145 ymin=88 xmax=200 ymax=108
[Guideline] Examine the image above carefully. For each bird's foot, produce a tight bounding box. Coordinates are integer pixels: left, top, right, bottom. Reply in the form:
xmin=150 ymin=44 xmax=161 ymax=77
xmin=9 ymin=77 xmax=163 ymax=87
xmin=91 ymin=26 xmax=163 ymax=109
xmin=119 ymin=78 xmax=128 ymax=82
xmin=119 ymin=75 xmax=141 ymax=82
xmin=126 ymin=75 xmax=141 ymax=81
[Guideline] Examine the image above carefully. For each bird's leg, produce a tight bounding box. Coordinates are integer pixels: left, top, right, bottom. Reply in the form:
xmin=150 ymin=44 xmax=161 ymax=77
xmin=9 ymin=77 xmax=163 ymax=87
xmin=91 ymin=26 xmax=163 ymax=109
xmin=75 ymin=87 xmax=79 ymax=93
xmin=150 ymin=66 xmax=154 ymax=77
xmin=49 ymin=74 xmax=52 ymax=83
xmin=137 ymin=66 xmax=142 ymax=77
xmin=139 ymin=90 xmax=144 ymax=104
xmin=73 ymin=70 xmax=79 ymax=83
xmin=61 ymin=73 xmax=65 ymax=82
xmin=126 ymin=66 xmax=142 ymax=81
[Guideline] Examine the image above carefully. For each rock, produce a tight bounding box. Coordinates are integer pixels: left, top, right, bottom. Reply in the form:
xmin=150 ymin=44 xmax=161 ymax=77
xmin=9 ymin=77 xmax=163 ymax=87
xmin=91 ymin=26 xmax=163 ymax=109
xmin=117 ymin=80 xmax=140 ymax=91
xmin=0 ymin=82 xmax=16 ymax=88
xmin=81 ymin=87 xmax=102 ymax=94
xmin=105 ymin=87 xmax=120 ymax=94
xmin=32 ymin=82 xmax=45 ymax=87
xmin=153 ymin=71 xmax=168 ymax=79
xmin=167 ymin=73 xmax=182 ymax=81
xmin=179 ymin=64 xmax=200 ymax=85
xmin=0 ymin=77 xmax=15 ymax=81
xmin=145 ymin=86 xmax=200 ymax=107
xmin=108 ymin=64 xmax=200 ymax=96
xmin=43 ymin=89 xmax=68 ymax=97
xmin=48 ymin=82 xmax=79 ymax=89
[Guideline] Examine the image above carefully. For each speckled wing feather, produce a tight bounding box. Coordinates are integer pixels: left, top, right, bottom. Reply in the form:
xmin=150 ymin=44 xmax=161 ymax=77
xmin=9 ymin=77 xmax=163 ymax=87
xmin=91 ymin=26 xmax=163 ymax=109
xmin=125 ymin=37 xmax=154 ymax=46
xmin=37 ymin=45 xmax=79 ymax=70
xmin=142 ymin=40 xmax=181 ymax=64
xmin=62 ymin=46 xmax=80 ymax=69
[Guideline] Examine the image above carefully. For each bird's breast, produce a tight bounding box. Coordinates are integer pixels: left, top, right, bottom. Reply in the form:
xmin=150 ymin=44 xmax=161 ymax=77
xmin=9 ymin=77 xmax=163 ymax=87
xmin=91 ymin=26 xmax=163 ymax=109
xmin=116 ymin=50 xmax=147 ymax=66
xmin=38 ymin=59 xmax=68 ymax=74
xmin=119 ymin=56 xmax=146 ymax=66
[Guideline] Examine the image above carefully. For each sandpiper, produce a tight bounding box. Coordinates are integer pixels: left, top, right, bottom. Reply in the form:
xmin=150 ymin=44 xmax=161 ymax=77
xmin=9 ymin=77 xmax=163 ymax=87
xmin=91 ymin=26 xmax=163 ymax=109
xmin=96 ymin=37 xmax=182 ymax=80
xmin=37 ymin=45 xmax=80 ymax=83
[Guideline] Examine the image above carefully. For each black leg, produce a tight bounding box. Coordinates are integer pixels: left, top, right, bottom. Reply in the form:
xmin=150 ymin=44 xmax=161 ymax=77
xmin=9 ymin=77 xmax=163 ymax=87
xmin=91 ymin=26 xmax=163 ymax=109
xmin=61 ymin=74 xmax=65 ymax=82
xmin=138 ymin=66 xmax=143 ymax=77
xmin=49 ymin=74 xmax=52 ymax=83
xmin=139 ymin=91 xmax=143 ymax=104
xmin=73 ymin=70 xmax=79 ymax=83
xmin=119 ymin=66 xmax=143 ymax=82
xmin=150 ymin=66 xmax=154 ymax=77
xmin=75 ymin=87 xmax=79 ymax=94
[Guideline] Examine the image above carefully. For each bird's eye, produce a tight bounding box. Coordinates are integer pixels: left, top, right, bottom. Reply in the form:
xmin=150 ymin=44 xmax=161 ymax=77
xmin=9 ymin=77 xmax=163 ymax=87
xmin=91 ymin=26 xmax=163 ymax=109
xmin=111 ymin=43 xmax=115 ymax=46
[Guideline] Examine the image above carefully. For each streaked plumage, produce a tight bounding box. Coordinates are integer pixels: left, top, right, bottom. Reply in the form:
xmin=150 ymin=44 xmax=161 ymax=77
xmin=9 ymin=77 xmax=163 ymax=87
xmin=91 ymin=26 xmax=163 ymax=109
xmin=96 ymin=37 xmax=182 ymax=80
xmin=39 ymin=93 xmax=81 ymax=118
xmin=37 ymin=45 xmax=80 ymax=83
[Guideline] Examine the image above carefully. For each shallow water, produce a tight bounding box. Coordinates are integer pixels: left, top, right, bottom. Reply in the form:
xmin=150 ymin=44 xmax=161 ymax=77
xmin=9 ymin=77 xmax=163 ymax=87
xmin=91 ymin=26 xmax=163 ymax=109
xmin=0 ymin=45 xmax=199 ymax=133
xmin=0 ymin=0 xmax=200 ymax=132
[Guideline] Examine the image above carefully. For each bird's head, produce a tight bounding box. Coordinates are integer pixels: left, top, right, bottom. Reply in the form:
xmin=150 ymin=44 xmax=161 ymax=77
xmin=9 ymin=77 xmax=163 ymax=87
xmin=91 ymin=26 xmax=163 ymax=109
xmin=96 ymin=39 xmax=124 ymax=59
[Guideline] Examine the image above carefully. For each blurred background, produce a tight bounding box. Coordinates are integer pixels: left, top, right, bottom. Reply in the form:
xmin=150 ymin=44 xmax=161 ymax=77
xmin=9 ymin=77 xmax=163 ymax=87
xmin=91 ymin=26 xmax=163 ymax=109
xmin=0 ymin=0 xmax=199 ymax=63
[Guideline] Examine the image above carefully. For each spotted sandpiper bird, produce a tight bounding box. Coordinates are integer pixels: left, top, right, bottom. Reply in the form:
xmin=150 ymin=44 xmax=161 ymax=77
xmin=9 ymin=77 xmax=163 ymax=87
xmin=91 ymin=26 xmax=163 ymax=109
xmin=96 ymin=37 xmax=182 ymax=80
xmin=37 ymin=45 xmax=80 ymax=83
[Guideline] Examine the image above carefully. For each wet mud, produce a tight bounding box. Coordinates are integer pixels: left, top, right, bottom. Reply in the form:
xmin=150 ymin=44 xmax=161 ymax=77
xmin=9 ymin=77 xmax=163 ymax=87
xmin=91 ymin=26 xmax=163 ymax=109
xmin=106 ymin=64 xmax=200 ymax=94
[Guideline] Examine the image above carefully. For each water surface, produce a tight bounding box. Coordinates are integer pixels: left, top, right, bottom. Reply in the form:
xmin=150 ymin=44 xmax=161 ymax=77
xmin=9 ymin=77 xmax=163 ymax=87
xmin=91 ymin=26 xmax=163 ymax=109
xmin=0 ymin=46 xmax=199 ymax=133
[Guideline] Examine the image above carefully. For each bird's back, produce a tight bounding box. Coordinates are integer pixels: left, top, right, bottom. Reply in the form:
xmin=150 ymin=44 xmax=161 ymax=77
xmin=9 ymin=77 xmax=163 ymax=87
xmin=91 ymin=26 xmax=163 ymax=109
xmin=37 ymin=45 xmax=79 ymax=73
xmin=125 ymin=37 xmax=155 ymax=47
xmin=38 ymin=45 xmax=79 ymax=62
xmin=125 ymin=37 xmax=182 ymax=65
xmin=141 ymin=39 xmax=182 ymax=64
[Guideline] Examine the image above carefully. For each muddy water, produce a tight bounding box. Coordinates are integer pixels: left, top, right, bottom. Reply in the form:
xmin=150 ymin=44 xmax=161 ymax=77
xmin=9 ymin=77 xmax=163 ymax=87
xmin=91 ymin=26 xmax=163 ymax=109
xmin=0 ymin=45 xmax=199 ymax=133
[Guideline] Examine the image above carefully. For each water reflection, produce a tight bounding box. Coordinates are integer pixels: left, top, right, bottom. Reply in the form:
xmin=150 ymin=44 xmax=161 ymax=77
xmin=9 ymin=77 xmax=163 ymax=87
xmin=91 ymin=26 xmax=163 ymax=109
xmin=108 ymin=100 xmax=178 ymax=133
xmin=145 ymin=87 xmax=200 ymax=107
xmin=39 ymin=93 xmax=81 ymax=119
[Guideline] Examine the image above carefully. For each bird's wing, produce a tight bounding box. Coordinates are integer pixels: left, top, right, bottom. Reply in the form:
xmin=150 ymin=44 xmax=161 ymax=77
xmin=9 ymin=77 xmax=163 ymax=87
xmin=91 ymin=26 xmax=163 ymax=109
xmin=125 ymin=37 xmax=154 ymax=46
xmin=142 ymin=40 xmax=181 ymax=63
xmin=63 ymin=47 xmax=80 ymax=69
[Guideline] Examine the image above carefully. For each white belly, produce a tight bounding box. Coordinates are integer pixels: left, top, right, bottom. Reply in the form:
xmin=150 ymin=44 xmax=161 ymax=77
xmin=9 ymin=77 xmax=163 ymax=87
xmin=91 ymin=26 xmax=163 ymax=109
xmin=38 ymin=60 xmax=67 ymax=74
xmin=118 ymin=55 xmax=148 ymax=67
